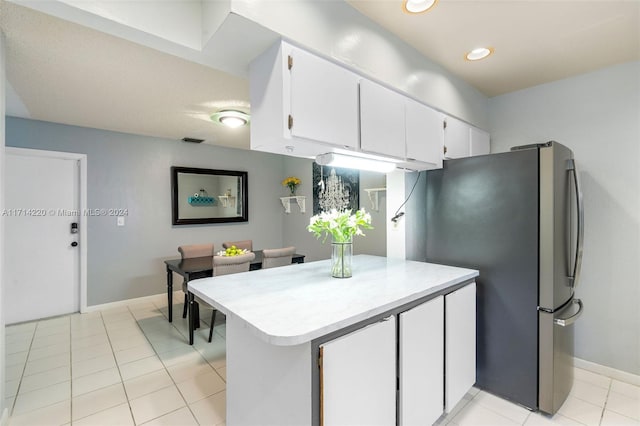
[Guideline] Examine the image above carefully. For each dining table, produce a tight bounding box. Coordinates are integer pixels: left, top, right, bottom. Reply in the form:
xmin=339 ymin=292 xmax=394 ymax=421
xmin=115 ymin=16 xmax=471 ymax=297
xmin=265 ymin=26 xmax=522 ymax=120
xmin=163 ymin=250 xmax=305 ymax=323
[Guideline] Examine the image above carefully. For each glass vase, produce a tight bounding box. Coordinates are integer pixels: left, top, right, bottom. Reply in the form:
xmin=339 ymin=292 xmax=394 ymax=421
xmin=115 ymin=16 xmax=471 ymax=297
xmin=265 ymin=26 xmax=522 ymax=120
xmin=331 ymin=238 xmax=353 ymax=278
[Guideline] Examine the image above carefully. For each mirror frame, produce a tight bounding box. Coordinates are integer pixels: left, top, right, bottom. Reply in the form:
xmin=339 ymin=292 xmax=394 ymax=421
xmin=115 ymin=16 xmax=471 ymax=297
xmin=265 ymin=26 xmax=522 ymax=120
xmin=171 ymin=166 xmax=249 ymax=225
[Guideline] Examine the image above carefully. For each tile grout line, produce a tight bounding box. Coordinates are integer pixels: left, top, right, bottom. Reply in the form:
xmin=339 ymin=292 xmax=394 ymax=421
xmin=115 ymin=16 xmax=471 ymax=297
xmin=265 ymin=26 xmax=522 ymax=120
xmin=146 ymin=298 xmax=205 ymax=425
xmin=598 ymin=379 xmax=612 ymax=426
xmin=95 ymin=307 xmax=139 ymax=426
xmin=462 ymin=391 xmax=529 ymax=426
xmin=8 ymin=321 xmax=38 ymax=417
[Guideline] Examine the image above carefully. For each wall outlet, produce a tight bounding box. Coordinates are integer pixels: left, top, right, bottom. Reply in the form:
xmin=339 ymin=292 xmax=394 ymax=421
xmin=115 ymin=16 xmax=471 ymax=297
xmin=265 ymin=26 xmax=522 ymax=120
xmin=117 ymin=216 xmax=125 ymax=226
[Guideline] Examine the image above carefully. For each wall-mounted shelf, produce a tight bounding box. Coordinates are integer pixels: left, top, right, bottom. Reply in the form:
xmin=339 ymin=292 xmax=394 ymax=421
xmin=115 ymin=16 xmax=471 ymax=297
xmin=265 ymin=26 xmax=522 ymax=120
xmin=218 ymin=195 xmax=236 ymax=208
xmin=280 ymin=196 xmax=306 ymax=214
xmin=364 ymin=188 xmax=386 ymax=211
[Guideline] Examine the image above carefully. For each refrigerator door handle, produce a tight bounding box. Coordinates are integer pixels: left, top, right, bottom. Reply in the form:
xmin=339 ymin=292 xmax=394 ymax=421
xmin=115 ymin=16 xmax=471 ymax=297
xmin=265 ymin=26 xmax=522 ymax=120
xmin=554 ymin=299 xmax=584 ymax=327
xmin=567 ymin=159 xmax=584 ymax=289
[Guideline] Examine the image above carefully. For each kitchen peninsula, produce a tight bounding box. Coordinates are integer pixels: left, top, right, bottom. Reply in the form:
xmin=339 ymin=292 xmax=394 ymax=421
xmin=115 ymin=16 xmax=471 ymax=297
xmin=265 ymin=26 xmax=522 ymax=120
xmin=189 ymin=255 xmax=479 ymax=425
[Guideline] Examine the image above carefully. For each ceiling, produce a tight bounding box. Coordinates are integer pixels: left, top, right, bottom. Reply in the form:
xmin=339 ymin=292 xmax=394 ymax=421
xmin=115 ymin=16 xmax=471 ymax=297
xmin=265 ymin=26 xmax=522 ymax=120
xmin=1 ymin=2 xmax=250 ymax=149
xmin=349 ymin=0 xmax=640 ymax=97
xmin=1 ymin=1 xmax=639 ymax=150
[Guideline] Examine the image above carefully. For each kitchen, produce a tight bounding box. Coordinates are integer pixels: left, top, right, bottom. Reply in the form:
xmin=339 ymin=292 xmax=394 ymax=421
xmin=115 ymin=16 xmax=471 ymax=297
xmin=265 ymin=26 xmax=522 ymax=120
xmin=0 ymin=1 xmax=638 ymax=425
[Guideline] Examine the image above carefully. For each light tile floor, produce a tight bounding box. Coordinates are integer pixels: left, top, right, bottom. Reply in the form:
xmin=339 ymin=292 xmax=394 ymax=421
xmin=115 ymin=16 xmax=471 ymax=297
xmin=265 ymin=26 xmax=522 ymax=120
xmin=4 ymin=294 xmax=640 ymax=426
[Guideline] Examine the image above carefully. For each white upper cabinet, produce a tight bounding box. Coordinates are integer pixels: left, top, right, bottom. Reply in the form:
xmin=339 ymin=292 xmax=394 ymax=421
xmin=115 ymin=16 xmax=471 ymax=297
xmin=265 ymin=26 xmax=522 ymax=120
xmin=289 ymin=46 xmax=359 ymax=150
xmin=249 ymin=41 xmax=359 ymax=158
xmin=443 ymin=115 xmax=470 ymax=159
xmin=444 ymin=116 xmax=491 ymax=160
xmin=405 ymin=98 xmax=444 ymax=168
xmin=250 ymin=40 xmax=488 ymax=169
xmin=470 ymin=126 xmax=491 ymax=156
xmin=359 ymin=79 xmax=406 ymax=158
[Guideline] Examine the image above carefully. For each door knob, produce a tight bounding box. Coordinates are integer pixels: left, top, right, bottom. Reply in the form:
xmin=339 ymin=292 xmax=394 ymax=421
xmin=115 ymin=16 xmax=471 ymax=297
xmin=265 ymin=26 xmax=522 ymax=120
xmin=71 ymin=242 xmax=78 ymax=247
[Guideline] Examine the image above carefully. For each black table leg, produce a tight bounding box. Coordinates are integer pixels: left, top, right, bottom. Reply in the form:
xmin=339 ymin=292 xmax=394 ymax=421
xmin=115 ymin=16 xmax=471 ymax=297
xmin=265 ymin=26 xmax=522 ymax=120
xmin=167 ymin=266 xmax=173 ymax=322
xmin=188 ymin=291 xmax=195 ymax=345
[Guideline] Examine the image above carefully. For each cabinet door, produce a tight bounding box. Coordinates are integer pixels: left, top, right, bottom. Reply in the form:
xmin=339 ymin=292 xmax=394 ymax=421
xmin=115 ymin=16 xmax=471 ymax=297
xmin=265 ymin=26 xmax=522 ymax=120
xmin=289 ymin=47 xmax=359 ymax=149
xmin=406 ymin=98 xmax=444 ymax=168
xmin=359 ymin=79 xmax=406 ymax=158
xmin=445 ymin=282 xmax=477 ymax=412
xmin=321 ymin=317 xmax=396 ymax=426
xmin=470 ymin=127 xmax=490 ymax=156
xmin=399 ymin=296 xmax=444 ymax=426
xmin=443 ymin=116 xmax=470 ymax=159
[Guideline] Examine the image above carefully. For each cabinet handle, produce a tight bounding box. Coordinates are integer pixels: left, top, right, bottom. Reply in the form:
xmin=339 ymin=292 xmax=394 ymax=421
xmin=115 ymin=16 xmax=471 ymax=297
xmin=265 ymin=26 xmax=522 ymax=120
xmin=381 ymin=315 xmax=393 ymax=322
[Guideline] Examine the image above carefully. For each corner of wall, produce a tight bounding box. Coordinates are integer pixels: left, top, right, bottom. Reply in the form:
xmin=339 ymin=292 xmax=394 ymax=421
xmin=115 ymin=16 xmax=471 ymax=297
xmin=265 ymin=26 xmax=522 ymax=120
xmin=0 ymin=30 xmax=8 ymax=423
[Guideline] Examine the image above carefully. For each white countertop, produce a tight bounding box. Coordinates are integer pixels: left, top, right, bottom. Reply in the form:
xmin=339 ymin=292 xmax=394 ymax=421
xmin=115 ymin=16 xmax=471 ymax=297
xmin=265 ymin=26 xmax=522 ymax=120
xmin=188 ymin=255 xmax=478 ymax=346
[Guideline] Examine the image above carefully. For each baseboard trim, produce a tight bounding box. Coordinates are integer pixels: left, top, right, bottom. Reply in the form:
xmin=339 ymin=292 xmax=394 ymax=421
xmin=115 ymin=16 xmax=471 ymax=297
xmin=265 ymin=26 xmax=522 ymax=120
xmin=83 ymin=291 xmax=184 ymax=313
xmin=1 ymin=407 xmax=9 ymax=426
xmin=574 ymin=357 xmax=640 ymax=386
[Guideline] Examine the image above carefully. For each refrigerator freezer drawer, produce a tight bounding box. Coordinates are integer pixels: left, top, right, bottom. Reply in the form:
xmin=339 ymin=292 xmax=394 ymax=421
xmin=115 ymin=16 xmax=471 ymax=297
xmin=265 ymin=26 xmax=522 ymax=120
xmin=538 ymin=299 xmax=583 ymax=414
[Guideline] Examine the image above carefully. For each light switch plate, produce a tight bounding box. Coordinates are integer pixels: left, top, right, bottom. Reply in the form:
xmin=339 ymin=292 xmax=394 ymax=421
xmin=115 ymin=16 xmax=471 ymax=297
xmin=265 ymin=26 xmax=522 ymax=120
xmin=117 ymin=216 xmax=125 ymax=226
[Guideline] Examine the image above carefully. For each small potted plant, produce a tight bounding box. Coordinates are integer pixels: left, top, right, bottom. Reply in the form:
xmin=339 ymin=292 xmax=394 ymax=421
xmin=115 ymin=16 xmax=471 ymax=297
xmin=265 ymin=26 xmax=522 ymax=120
xmin=307 ymin=208 xmax=373 ymax=278
xmin=282 ymin=176 xmax=301 ymax=196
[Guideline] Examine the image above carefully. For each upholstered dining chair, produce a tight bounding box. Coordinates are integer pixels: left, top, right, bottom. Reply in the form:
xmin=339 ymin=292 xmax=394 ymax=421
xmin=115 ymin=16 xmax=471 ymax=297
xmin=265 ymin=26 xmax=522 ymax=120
xmin=222 ymin=240 xmax=253 ymax=251
xmin=262 ymin=246 xmax=296 ymax=269
xmin=178 ymin=244 xmax=214 ymax=319
xmin=206 ymin=252 xmax=256 ymax=342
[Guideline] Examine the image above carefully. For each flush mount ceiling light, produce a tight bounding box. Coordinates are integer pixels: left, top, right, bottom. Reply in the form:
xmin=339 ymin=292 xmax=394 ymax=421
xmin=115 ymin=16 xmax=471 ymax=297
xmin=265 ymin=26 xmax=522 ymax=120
xmin=402 ymin=0 xmax=438 ymax=14
xmin=210 ymin=110 xmax=250 ymax=128
xmin=315 ymin=153 xmax=396 ymax=173
xmin=465 ymin=47 xmax=494 ymax=61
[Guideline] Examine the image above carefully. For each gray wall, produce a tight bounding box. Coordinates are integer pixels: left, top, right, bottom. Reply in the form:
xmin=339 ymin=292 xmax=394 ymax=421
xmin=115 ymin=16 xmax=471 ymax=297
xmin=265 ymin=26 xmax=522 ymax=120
xmin=488 ymin=61 xmax=640 ymax=375
xmin=6 ymin=117 xmax=286 ymax=306
xmin=281 ymin=157 xmax=387 ymax=262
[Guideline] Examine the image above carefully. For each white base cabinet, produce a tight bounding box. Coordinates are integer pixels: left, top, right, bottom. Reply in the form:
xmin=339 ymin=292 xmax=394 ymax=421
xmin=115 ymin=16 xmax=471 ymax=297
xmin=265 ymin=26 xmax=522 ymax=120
xmin=225 ymin=281 xmax=476 ymax=426
xmin=320 ymin=317 xmax=397 ymax=426
xmin=399 ymin=296 xmax=444 ymax=426
xmin=320 ymin=282 xmax=476 ymax=425
xmin=445 ymin=282 xmax=477 ymax=412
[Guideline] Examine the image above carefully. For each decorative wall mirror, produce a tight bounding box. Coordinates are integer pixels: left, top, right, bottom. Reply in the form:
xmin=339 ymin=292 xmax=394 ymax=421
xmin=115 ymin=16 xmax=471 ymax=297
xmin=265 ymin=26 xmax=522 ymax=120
xmin=171 ymin=166 xmax=248 ymax=225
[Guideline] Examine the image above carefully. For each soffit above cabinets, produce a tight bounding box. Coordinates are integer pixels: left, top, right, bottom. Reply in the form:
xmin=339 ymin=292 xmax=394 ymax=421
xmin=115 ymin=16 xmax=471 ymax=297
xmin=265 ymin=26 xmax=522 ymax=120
xmin=2 ymin=0 xmax=638 ymax=153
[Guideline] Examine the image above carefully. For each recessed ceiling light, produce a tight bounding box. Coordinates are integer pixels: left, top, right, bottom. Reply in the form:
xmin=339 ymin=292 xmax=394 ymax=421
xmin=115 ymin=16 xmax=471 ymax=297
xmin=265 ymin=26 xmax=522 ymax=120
xmin=210 ymin=110 xmax=250 ymax=128
xmin=465 ymin=47 xmax=494 ymax=61
xmin=402 ymin=0 xmax=438 ymax=14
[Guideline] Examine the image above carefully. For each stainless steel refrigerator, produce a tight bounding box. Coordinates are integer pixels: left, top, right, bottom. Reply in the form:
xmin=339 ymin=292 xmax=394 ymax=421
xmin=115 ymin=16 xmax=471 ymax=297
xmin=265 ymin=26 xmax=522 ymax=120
xmin=424 ymin=141 xmax=584 ymax=414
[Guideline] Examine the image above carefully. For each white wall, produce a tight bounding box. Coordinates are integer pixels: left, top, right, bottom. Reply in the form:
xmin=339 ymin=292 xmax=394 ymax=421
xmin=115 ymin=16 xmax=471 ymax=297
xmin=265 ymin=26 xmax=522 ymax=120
xmin=488 ymin=61 xmax=640 ymax=375
xmin=0 ymin=31 xmax=7 ymax=423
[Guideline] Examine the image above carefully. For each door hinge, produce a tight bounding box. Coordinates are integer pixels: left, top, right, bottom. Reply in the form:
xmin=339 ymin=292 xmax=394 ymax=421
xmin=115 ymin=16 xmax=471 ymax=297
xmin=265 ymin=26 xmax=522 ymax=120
xmin=288 ymin=55 xmax=293 ymax=70
xmin=443 ymin=120 xmax=447 ymax=129
xmin=443 ymin=146 xmax=448 ymax=155
xmin=288 ymin=115 xmax=293 ymax=130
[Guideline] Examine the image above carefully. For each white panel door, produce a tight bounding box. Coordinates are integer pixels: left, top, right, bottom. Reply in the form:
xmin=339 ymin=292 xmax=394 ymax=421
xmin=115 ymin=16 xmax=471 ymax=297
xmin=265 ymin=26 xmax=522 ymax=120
xmin=289 ymin=47 xmax=359 ymax=149
xmin=360 ymin=79 xmax=405 ymax=158
xmin=445 ymin=283 xmax=477 ymax=412
xmin=321 ymin=317 xmax=396 ymax=426
xmin=443 ymin=116 xmax=470 ymax=159
xmin=399 ymin=296 xmax=444 ymax=426
xmin=5 ymin=153 xmax=80 ymax=323
xmin=406 ymin=98 xmax=444 ymax=167
xmin=470 ymin=127 xmax=491 ymax=156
